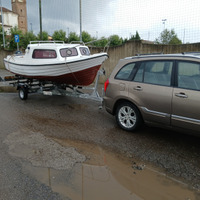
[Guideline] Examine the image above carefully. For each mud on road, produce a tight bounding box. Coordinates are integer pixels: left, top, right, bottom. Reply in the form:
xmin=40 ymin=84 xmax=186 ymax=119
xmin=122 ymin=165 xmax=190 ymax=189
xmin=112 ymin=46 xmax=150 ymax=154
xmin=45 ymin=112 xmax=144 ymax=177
xmin=0 ymin=92 xmax=200 ymax=199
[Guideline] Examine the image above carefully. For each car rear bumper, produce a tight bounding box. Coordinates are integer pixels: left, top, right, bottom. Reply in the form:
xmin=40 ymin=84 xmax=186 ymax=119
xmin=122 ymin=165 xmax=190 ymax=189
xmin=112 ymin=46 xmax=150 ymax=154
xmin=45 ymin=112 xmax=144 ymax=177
xmin=104 ymin=96 xmax=115 ymax=115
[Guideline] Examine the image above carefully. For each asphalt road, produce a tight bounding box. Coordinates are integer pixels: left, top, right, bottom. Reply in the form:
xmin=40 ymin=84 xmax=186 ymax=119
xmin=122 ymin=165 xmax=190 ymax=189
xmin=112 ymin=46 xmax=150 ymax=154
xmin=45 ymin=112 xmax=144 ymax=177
xmin=0 ymin=92 xmax=200 ymax=199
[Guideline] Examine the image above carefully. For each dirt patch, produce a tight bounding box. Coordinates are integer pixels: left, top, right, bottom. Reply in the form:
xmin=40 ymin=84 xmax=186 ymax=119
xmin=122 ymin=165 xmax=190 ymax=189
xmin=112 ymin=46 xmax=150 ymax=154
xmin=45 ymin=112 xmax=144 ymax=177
xmin=3 ymin=129 xmax=86 ymax=170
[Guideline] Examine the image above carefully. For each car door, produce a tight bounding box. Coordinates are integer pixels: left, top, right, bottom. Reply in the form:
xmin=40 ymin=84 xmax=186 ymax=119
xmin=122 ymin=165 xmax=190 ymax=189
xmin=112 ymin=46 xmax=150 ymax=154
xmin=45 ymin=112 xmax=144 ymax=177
xmin=128 ymin=60 xmax=174 ymax=125
xmin=171 ymin=61 xmax=200 ymax=132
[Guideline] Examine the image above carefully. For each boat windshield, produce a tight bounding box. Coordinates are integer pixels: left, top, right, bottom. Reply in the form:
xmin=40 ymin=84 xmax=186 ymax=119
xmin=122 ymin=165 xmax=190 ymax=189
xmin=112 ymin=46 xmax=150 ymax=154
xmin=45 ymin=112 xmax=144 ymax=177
xmin=60 ymin=48 xmax=78 ymax=57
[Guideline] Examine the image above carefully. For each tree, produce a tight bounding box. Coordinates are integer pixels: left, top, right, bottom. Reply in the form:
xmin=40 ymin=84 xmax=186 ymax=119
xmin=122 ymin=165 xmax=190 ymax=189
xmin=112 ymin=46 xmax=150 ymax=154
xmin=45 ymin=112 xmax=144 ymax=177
xmin=8 ymin=26 xmax=23 ymax=50
xmin=110 ymin=35 xmax=122 ymax=46
xmin=155 ymin=29 xmax=182 ymax=45
xmin=135 ymin=31 xmax=141 ymax=40
xmin=21 ymin=31 xmax=37 ymax=49
xmin=122 ymin=37 xmax=129 ymax=44
xmin=37 ymin=31 xmax=49 ymax=41
xmin=82 ymin=31 xmax=92 ymax=43
xmin=92 ymin=37 xmax=109 ymax=47
xmin=68 ymin=32 xmax=79 ymax=43
xmin=130 ymin=31 xmax=141 ymax=40
xmin=52 ymin=30 xmax=66 ymax=41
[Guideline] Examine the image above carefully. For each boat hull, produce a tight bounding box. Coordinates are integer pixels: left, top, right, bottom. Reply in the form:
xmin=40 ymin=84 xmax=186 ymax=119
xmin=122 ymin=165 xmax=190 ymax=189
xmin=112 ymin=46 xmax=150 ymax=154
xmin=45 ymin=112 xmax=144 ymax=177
xmin=12 ymin=64 xmax=101 ymax=86
xmin=4 ymin=54 xmax=108 ymax=86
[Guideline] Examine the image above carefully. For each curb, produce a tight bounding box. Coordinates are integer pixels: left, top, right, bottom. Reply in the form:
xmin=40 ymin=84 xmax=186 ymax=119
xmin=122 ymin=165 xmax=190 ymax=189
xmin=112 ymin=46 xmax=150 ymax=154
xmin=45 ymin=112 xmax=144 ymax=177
xmin=0 ymin=86 xmax=17 ymax=93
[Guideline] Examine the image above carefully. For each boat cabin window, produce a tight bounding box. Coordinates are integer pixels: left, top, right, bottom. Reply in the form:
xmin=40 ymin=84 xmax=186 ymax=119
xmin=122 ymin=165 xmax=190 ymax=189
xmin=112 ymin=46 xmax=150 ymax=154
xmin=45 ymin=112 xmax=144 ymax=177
xmin=79 ymin=47 xmax=90 ymax=55
xmin=60 ymin=48 xmax=78 ymax=57
xmin=32 ymin=50 xmax=57 ymax=59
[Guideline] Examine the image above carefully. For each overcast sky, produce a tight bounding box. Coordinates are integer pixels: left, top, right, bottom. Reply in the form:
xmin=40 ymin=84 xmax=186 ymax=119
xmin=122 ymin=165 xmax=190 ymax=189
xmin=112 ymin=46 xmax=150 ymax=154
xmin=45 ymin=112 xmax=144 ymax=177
xmin=2 ymin=0 xmax=200 ymax=43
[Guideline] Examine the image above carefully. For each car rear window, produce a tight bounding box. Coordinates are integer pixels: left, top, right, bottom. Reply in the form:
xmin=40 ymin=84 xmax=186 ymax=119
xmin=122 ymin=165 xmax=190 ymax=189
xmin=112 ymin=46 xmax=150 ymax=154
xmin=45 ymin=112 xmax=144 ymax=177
xmin=115 ymin=63 xmax=136 ymax=80
xmin=32 ymin=50 xmax=57 ymax=59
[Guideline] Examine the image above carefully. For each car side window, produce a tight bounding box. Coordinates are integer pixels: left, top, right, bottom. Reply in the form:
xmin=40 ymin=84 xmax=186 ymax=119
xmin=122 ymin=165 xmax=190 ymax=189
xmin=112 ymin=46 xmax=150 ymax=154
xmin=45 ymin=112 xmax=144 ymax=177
xmin=178 ymin=62 xmax=200 ymax=90
xmin=115 ymin=63 xmax=136 ymax=80
xmin=134 ymin=61 xmax=173 ymax=86
xmin=144 ymin=61 xmax=172 ymax=86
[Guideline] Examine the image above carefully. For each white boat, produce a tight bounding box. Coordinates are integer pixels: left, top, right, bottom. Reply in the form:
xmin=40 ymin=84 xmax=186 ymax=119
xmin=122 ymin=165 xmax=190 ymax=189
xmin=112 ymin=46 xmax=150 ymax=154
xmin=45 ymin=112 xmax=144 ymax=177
xmin=4 ymin=41 xmax=108 ymax=86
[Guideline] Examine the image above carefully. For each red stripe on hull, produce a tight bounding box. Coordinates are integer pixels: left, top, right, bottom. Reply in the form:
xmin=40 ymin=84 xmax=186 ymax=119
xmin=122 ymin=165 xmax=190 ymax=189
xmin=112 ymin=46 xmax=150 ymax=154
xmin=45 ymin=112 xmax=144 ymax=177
xmin=11 ymin=65 xmax=102 ymax=86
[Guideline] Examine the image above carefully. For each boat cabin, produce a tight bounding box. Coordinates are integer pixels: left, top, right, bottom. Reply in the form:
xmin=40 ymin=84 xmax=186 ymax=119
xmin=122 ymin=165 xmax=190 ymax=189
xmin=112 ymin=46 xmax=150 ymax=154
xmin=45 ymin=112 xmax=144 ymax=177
xmin=24 ymin=41 xmax=91 ymax=62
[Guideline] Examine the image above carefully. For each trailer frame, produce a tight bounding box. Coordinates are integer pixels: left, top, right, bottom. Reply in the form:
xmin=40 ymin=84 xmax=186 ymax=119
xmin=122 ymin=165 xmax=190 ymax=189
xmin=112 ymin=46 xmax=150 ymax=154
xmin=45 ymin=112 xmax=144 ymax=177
xmin=0 ymin=69 xmax=106 ymax=108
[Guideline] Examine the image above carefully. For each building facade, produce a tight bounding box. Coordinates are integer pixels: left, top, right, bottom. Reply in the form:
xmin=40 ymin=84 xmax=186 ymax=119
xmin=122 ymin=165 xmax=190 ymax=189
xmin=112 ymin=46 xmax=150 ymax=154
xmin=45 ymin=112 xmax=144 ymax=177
xmin=0 ymin=7 xmax=19 ymax=34
xmin=11 ymin=0 xmax=28 ymax=33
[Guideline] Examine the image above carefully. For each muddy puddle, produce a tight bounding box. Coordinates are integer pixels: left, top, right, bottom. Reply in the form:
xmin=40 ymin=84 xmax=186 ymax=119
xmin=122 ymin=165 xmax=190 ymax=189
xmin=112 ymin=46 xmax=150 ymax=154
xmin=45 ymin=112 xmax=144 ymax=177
xmin=6 ymin=134 xmax=198 ymax=200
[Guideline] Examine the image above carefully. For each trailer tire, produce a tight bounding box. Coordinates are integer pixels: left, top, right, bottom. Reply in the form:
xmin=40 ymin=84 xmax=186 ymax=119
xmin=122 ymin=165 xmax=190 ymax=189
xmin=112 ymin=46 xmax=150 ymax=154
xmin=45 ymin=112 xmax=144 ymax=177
xmin=19 ymin=87 xmax=28 ymax=100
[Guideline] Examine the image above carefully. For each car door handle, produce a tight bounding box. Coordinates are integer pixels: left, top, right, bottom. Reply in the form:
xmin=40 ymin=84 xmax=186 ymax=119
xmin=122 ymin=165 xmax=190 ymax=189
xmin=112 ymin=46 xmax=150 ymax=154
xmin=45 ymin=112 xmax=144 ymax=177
xmin=134 ymin=86 xmax=143 ymax=91
xmin=175 ymin=93 xmax=188 ymax=98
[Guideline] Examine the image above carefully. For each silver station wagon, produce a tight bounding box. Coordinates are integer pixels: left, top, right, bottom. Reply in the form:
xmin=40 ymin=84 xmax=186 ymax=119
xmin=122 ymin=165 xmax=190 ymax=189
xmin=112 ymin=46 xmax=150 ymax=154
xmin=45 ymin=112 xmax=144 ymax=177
xmin=104 ymin=53 xmax=200 ymax=136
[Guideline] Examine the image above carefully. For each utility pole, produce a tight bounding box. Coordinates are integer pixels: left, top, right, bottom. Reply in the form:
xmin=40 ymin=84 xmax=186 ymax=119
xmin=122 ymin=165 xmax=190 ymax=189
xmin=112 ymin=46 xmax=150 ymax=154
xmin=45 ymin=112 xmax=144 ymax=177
xmin=183 ymin=28 xmax=185 ymax=44
xmin=67 ymin=27 xmax=69 ymax=38
xmin=79 ymin=0 xmax=82 ymax=42
xmin=30 ymin=23 xmax=32 ymax=32
xmin=0 ymin=0 xmax=5 ymax=48
xmin=39 ymin=0 xmax=43 ymax=40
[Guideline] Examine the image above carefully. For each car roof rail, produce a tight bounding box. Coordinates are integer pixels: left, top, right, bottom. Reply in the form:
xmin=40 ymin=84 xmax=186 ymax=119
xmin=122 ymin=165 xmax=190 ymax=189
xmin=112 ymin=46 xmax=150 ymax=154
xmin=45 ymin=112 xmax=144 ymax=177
xmin=135 ymin=52 xmax=164 ymax=56
xmin=182 ymin=52 xmax=200 ymax=55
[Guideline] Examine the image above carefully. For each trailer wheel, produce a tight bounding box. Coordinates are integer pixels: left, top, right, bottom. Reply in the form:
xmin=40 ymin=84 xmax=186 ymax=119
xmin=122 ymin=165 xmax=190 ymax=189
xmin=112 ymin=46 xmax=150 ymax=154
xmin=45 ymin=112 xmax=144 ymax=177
xmin=19 ymin=87 xmax=28 ymax=100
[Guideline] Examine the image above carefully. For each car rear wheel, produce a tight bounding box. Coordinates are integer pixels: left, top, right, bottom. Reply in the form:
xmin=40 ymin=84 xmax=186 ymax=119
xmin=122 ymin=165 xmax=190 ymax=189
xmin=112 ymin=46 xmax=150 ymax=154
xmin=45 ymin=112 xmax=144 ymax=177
xmin=115 ymin=102 xmax=142 ymax=132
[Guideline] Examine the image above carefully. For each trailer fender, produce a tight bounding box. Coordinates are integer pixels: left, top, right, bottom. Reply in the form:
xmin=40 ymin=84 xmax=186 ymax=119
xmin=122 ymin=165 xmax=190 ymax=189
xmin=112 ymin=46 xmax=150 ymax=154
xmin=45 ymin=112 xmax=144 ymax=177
xmin=17 ymin=84 xmax=28 ymax=92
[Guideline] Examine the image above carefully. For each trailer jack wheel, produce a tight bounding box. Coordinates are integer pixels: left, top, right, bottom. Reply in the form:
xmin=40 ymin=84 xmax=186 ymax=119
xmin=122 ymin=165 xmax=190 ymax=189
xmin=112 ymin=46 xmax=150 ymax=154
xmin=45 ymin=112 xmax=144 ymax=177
xmin=19 ymin=87 xmax=28 ymax=100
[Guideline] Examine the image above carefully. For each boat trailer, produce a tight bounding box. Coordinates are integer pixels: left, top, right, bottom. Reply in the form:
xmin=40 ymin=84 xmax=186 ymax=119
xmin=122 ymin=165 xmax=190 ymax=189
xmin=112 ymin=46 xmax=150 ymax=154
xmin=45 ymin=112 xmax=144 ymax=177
xmin=0 ymin=69 xmax=106 ymax=108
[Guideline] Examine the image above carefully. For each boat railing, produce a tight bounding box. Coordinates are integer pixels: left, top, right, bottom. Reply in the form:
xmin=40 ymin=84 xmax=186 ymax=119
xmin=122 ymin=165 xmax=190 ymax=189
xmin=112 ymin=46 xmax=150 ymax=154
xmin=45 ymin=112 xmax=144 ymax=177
xmin=30 ymin=41 xmax=65 ymax=45
xmin=85 ymin=37 xmax=111 ymax=54
xmin=70 ymin=41 xmax=85 ymax=46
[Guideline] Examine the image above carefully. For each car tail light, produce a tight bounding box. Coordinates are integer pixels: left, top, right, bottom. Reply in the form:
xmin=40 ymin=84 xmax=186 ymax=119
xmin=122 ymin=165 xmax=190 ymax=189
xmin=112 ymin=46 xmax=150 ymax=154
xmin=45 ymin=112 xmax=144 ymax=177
xmin=104 ymin=79 xmax=109 ymax=92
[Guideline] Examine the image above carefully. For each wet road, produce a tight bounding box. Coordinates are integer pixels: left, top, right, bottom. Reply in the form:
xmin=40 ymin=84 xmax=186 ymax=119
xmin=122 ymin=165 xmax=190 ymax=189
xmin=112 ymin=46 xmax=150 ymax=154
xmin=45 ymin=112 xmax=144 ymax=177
xmin=0 ymin=92 xmax=200 ymax=200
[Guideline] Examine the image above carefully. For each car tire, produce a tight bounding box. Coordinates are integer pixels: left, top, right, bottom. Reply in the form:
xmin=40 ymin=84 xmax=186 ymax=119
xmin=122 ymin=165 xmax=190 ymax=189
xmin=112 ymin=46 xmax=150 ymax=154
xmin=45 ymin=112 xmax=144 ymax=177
xmin=19 ymin=87 xmax=28 ymax=100
xmin=115 ymin=102 xmax=142 ymax=132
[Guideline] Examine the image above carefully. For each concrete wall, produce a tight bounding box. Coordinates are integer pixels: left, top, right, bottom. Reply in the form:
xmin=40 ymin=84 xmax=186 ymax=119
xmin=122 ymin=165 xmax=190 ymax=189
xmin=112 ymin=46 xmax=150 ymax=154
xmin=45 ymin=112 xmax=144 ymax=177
xmin=0 ymin=49 xmax=15 ymax=69
xmin=1 ymin=40 xmax=200 ymax=83
xmin=90 ymin=40 xmax=200 ymax=83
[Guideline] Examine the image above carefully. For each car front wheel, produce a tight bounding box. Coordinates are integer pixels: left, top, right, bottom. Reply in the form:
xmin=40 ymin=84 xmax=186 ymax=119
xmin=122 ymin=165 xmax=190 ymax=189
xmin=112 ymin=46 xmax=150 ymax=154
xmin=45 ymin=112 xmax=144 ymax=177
xmin=115 ymin=102 xmax=142 ymax=132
